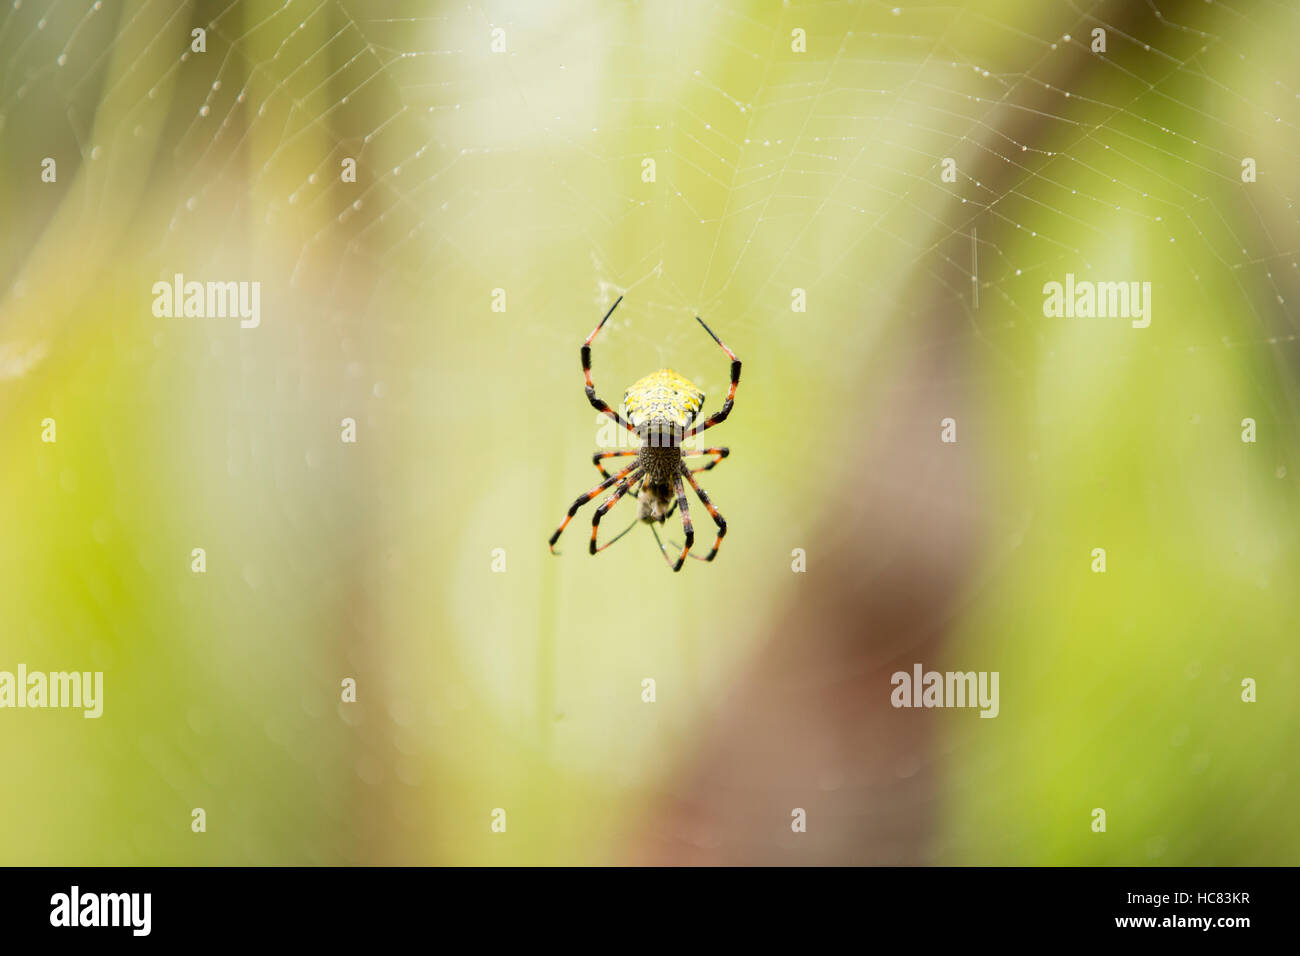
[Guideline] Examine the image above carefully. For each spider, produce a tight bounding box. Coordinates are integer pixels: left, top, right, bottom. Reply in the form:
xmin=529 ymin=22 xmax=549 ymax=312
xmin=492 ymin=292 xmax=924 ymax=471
xmin=547 ymin=296 xmax=741 ymax=572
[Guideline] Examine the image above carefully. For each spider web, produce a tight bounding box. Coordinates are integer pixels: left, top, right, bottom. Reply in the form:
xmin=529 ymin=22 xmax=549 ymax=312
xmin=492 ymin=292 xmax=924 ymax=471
xmin=405 ymin=0 xmax=1300 ymax=387
xmin=5 ymin=0 xmax=1297 ymax=398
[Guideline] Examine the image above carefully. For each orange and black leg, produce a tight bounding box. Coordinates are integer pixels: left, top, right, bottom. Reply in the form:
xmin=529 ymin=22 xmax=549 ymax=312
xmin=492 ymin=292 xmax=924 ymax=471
xmin=583 ymin=296 xmax=637 ymax=435
xmin=549 ymin=463 xmax=638 ymax=554
xmin=685 ymin=316 xmax=741 ymax=439
xmin=681 ymin=465 xmax=727 ymax=561
xmin=683 ymin=446 xmax=729 ymax=473
xmin=590 ymin=472 xmax=642 ymax=554
xmin=593 ymin=449 xmax=638 ymax=479
xmin=651 ymin=474 xmax=694 ymax=572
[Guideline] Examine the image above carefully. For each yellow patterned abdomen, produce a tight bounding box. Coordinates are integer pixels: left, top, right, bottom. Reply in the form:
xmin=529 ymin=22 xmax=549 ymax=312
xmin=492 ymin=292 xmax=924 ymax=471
xmin=623 ymin=369 xmax=705 ymax=430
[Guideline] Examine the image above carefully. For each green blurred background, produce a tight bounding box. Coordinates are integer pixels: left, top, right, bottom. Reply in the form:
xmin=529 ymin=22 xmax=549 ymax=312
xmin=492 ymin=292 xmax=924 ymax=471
xmin=0 ymin=0 xmax=1296 ymax=864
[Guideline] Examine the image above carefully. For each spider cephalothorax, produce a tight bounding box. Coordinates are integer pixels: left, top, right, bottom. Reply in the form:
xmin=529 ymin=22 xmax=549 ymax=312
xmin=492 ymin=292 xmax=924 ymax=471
xmin=547 ymin=296 xmax=741 ymax=571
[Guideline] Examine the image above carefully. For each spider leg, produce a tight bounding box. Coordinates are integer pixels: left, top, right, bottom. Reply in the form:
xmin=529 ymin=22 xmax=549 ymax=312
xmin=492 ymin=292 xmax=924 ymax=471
xmin=682 ymin=446 xmax=729 ymax=473
xmin=596 ymin=512 xmax=642 ymax=552
xmin=548 ymin=463 xmax=638 ymax=554
xmin=684 ymin=316 xmax=741 ymax=439
xmin=592 ymin=449 xmax=639 ymax=479
xmin=582 ymin=296 xmax=637 ymax=434
xmin=608 ymin=472 xmax=647 ymax=512
xmin=590 ymin=469 xmax=643 ymax=554
xmin=681 ymin=464 xmax=727 ymax=561
xmin=627 ymin=475 xmax=651 ymax=511
xmin=653 ymin=473 xmax=693 ymax=572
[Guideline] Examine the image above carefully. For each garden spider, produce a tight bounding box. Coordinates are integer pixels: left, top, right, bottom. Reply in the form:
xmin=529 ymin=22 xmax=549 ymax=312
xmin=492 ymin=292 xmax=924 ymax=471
xmin=547 ymin=296 xmax=741 ymax=572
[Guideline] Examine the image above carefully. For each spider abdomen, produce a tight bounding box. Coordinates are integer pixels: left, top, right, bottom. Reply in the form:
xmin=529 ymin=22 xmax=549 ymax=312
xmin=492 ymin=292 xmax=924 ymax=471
xmin=623 ymin=369 xmax=705 ymax=432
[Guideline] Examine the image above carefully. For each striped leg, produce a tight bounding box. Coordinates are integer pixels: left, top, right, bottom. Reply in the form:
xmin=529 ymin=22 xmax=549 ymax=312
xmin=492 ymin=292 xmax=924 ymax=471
xmin=610 ymin=473 xmax=648 ymax=513
xmin=684 ymin=316 xmax=741 ymax=438
xmin=590 ymin=470 xmax=643 ymax=554
xmin=549 ymin=463 xmax=637 ymax=554
xmin=681 ymin=465 xmax=727 ymax=561
xmin=651 ymin=474 xmax=694 ymax=572
xmin=593 ymin=449 xmax=639 ymax=478
xmin=582 ymin=296 xmax=637 ymax=434
xmin=683 ymin=446 xmax=729 ymax=473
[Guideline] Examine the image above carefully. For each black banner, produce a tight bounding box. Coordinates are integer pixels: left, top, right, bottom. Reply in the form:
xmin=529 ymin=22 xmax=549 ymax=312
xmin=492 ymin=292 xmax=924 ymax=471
xmin=0 ymin=866 xmax=1281 ymax=941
